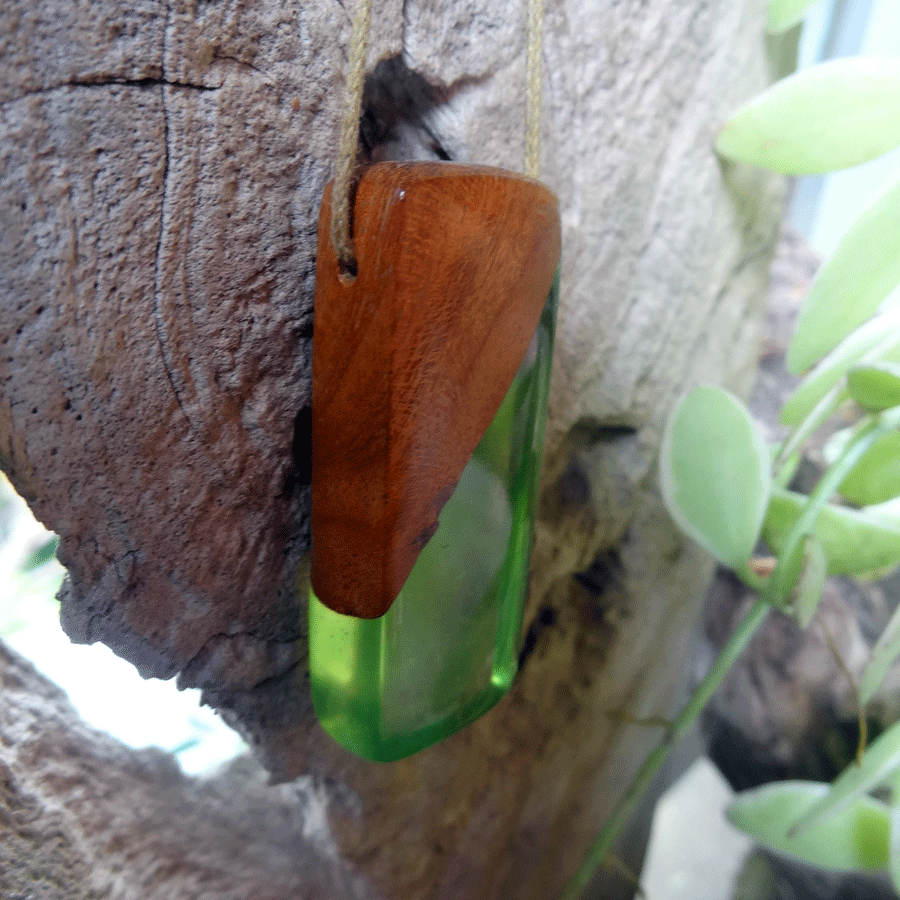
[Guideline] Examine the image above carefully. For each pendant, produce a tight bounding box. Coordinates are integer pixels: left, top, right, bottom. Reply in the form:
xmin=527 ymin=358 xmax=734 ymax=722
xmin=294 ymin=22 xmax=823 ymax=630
xmin=309 ymin=161 xmax=560 ymax=760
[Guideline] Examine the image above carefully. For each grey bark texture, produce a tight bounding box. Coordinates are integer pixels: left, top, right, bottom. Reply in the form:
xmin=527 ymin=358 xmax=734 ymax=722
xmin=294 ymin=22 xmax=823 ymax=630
xmin=1 ymin=0 xmax=790 ymax=898
xmin=0 ymin=642 xmax=366 ymax=900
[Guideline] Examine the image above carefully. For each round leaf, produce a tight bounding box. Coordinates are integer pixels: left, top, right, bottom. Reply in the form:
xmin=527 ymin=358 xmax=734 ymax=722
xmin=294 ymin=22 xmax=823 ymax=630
xmin=788 ymin=173 xmax=900 ymax=372
xmin=840 ymin=431 xmax=900 ymax=506
xmin=728 ymin=781 xmax=890 ymax=872
xmin=766 ymin=0 xmax=823 ymax=34
xmin=763 ymin=488 xmax=900 ymax=577
xmin=781 ymin=307 xmax=900 ymax=426
xmin=716 ymin=57 xmax=900 ymax=174
xmin=848 ymin=362 xmax=900 ymax=413
xmin=791 ymin=720 xmax=900 ymax=835
xmin=660 ymin=386 xmax=771 ymax=567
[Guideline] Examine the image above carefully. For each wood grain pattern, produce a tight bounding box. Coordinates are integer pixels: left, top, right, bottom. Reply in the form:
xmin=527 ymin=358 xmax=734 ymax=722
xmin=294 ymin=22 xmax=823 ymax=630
xmin=311 ymin=162 xmax=560 ymax=618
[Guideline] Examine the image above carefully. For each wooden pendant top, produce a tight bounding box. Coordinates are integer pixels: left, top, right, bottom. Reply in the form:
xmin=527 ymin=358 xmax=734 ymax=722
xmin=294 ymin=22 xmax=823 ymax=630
xmin=311 ymin=162 xmax=561 ymax=619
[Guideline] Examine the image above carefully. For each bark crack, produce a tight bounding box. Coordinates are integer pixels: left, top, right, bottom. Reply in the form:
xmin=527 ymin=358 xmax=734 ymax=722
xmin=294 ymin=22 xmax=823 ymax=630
xmin=151 ymin=84 xmax=190 ymax=426
xmin=176 ymin=628 xmax=302 ymax=690
xmin=0 ymin=78 xmax=218 ymax=109
xmin=68 ymin=76 xmax=218 ymax=91
xmin=150 ymin=2 xmax=205 ymax=442
xmin=210 ymin=53 xmax=268 ymax=80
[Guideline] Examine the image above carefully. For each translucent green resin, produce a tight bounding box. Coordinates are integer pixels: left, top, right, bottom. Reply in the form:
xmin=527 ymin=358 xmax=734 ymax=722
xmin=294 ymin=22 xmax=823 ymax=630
xmin=309 ymin=275 xmax=558 ymax=762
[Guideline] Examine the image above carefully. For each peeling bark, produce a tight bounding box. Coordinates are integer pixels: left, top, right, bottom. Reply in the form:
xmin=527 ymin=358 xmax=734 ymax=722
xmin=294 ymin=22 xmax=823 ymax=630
xmin=1 ymin=1 xmax=793 ymax=897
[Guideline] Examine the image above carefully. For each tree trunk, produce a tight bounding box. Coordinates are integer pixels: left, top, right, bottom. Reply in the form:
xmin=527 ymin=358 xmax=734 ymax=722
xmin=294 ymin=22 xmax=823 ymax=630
xmin=0 ymin=1 xmax=791 ymax=897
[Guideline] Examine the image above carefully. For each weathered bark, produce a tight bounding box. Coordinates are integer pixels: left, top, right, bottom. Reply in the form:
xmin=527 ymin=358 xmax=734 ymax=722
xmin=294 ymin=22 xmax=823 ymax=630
xmin=1 ymin=0 xmax=791 ymax=897
xmin=0 ymin=642 xmax=364 ymax=900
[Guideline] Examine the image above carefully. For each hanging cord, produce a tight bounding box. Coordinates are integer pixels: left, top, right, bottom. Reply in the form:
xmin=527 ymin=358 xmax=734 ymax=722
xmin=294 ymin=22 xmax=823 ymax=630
xmin=330 ymin=0 xmax=545 ymax=270
xmin=330 ymin=0 xmax=373 ymax=276
xmin=524 ymin=0 xmax=544 ymax=179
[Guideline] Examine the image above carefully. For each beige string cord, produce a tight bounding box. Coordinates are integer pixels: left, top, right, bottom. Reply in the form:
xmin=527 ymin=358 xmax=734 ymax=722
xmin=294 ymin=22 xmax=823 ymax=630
xmin=330 ymin=0 xmax=374 ymax=275
xmin=330 ymin=0 xmax=545 ymax=271
xmin=524 ymin=0 xmax=544 ymax=179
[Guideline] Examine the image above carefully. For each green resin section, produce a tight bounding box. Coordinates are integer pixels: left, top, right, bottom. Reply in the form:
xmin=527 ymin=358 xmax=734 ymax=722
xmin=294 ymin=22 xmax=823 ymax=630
xmin=309 ymin=275 xmax=558 ymax=762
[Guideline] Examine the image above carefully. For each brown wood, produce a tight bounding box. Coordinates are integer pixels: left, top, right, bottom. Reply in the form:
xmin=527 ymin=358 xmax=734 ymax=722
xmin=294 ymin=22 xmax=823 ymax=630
xmin=1 ymin=2 xmax=793 ymax=896
xmin=311 ymin=162 xmax=561 ymax=618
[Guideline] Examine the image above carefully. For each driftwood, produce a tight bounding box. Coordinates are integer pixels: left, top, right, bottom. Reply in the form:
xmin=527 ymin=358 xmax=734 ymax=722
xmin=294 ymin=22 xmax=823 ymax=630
xmin=1 ymin=1 xmax=791 ymax=897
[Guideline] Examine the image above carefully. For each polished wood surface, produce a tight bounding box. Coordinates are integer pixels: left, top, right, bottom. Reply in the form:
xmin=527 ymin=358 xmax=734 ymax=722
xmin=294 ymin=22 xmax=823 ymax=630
xmin=311 ymin=162 xmax=560 ymax=618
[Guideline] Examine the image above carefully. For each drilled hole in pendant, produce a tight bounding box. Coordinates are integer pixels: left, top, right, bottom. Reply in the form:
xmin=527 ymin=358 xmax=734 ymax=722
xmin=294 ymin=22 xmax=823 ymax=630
xmin=338 ymin=256 xmax=358 ymax=283
xmin=338 ymin=58 xmax=452 ymax=287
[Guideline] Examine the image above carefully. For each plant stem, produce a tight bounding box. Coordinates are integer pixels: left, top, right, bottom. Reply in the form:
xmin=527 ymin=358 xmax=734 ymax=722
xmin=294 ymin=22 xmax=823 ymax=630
xmin=774 ymin=385 xmax=845 ymax=485
xmin=770 ymin=414 xmax=894 ymax=601
xmin=559 ymin=596 xmax=770 ymax=900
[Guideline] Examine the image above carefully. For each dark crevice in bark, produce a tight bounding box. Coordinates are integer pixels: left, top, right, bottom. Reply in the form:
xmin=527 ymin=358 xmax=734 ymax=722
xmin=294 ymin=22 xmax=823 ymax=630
xmin=518 ymin=606 xmax=558 ymax=670
xmin=291 ymin=406 xmax=313 ymax=487
xmin=575 ymin=549 xmax=625 ymax=598
xmin=360 ymin=56 xmax=454 ymax=163
xmin=65 ymin=77 xmax=219 ymax=91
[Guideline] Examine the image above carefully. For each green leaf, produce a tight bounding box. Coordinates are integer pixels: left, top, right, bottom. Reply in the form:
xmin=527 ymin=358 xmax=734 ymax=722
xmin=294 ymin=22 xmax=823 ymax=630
xmin=869 ymin=497 xmax=900 ymax=529
xmin=791 ymin=721 xmax=900 ymax=834
xmin=728 ymin=781 xmax=890 ymax=871
xmin=861 ymin=600 xmax=900 ymax=704
xmin=886 ymin=765 xmax=900 ymax=802
xmin=766 ymin=0 xmax=822 ymax=34
xmin=787 ymin=173 xmax=900 ymax=372
xmin=763 ymin=488 xmax=900 ymax=577
xmin=840 ymin=431 xmax=900 ymax=506
xmin=794 ymin=535 xmax=826 ymax=628
xmin=890 ymin=805 xmax=900 ymax=894
xmin=848 ymin=362 xmax=900 ymax=413
xmin=20 ymin=534 xmax=59 ymax=572
xmin=781 ymin=307 xmax=900 ymax=426
xmin=660 ymin=386 xmax=771 ymax=567
xmin=716 ymin=57 xmax=900 ymax=175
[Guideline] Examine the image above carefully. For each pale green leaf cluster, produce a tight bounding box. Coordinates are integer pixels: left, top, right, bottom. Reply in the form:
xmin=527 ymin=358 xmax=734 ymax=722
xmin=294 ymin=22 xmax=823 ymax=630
xmin=657 ymin=0 xmax=900 ymax=885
